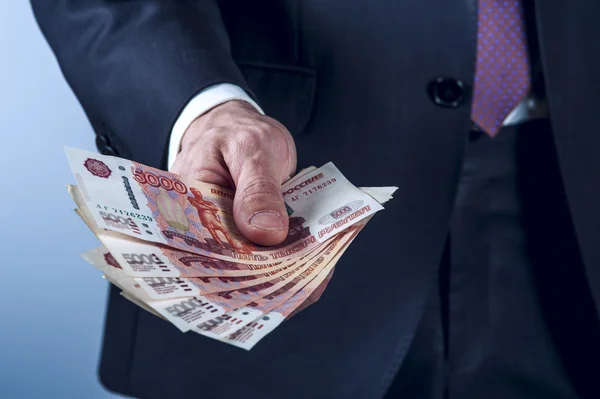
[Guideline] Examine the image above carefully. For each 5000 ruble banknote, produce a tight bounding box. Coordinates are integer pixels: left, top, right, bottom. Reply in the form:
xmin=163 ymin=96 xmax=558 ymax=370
xmin=66 ymin=147 xmax=383 ymax=264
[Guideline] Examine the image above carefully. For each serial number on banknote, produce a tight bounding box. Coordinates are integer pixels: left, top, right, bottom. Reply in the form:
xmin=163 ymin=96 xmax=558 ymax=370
xmin=301 ymin=178 xmax=337 ymax=198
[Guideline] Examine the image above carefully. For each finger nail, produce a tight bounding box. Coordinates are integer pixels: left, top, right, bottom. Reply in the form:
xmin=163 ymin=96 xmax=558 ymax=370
xmin=249 ymin=211 xmax=285 ymax=230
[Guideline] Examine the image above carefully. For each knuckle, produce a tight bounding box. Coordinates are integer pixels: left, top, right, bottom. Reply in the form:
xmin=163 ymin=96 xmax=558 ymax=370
xmin=235 ymin=130 xmax=263 ymax=151
xmin=253 ymin=121 xmax=277 ymax=136
xmin=236 ymin=122 xmax=281 ymax=147
xmin=266 ymin=117 xmax=290 ymax=135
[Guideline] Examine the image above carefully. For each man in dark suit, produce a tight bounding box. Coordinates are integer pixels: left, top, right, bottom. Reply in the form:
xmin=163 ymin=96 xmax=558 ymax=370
xmin=32 ymin=1 xmax=600 ymax=398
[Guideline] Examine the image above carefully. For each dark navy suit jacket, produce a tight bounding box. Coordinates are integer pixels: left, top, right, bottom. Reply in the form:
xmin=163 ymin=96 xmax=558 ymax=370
xmin=32 ymin=1 xmax=600 ymax=398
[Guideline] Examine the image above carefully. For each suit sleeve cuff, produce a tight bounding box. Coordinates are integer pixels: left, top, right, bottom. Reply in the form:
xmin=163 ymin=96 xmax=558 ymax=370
xmin=167 ymin=83 xmax=263 ymax=171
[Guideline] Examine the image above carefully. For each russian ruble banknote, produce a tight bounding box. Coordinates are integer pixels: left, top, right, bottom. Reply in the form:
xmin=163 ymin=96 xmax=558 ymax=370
xmin=82 ymin=225 xmax=359 ymax=333
xmin=67 ymin=147 xmax=397 ymax=348
xmin=66 ymin=147 xmax=383 ymax=264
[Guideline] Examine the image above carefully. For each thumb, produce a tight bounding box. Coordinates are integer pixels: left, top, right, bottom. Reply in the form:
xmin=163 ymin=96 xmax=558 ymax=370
xmin=232 ymin=159 xmax=289 ymax=246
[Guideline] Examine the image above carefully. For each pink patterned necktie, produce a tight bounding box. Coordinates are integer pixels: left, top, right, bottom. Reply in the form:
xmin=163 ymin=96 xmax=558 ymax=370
xmin=471 ymin=0 xmax=531 ymax=136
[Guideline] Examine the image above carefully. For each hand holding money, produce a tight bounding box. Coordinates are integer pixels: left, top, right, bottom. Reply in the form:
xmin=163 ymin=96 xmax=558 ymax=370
xmin=171 ymin=100 xmax=297 ymax=246
xmin=66 ymin=147 xmax=396 ymax=349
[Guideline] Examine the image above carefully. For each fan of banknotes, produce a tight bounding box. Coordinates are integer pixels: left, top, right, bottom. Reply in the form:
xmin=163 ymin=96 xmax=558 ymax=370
xmin=65 ymin=147 xmax=396 ymax=350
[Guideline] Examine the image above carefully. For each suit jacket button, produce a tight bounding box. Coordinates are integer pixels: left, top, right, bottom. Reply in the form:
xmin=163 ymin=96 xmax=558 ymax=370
xmin=101 ymin=146 xmax=117 ymax=156
xmin=428 ymin=77 xmax=467 ymax=108
xmin=95 ymin=135 xmax=117 ymax=156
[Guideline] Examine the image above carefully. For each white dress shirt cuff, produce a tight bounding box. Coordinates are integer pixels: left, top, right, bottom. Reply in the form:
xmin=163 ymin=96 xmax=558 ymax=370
xmin=168 ymin=83 xmax=263 ymax=171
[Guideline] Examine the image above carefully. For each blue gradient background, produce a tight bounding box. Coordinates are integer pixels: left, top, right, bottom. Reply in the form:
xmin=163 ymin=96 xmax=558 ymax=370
xmin=0 ymin=2 xmax=126 ymax=398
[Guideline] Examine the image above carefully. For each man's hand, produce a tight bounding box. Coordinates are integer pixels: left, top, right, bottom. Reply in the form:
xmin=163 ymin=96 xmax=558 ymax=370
xmin=171 ymin=100 xmax=297 ymax=246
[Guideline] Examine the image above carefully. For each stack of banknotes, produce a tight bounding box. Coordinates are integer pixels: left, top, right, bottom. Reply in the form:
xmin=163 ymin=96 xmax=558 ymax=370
xmin=65 ymin=147 xmax=396 ymax=350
